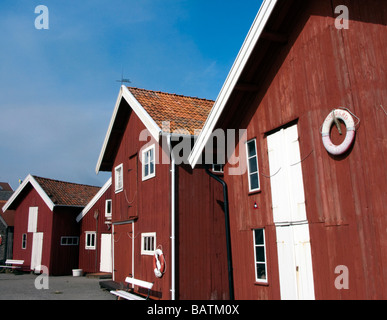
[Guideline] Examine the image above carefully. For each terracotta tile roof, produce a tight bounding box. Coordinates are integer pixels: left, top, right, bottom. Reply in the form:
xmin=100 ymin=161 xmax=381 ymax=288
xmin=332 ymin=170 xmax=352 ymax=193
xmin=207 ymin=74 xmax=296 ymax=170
xmin=33 ymin=176 xmax=100 ymax=207
xmin=127 ymin=87 xmax=214 ymax=135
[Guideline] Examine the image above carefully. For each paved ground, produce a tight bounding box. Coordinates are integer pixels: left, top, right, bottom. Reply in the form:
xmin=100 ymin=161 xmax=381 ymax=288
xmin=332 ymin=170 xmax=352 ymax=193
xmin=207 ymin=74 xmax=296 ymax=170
xmin=0 ymin=272 xmax=116 ymax=300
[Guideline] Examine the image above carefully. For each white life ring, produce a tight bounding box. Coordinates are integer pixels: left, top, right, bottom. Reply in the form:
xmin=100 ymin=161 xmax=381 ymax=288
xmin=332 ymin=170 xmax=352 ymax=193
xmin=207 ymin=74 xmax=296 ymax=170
xmin=321 ymin=109 xmax=356 ymax=156
xmin=153 ymin=249 xmax=165 ymax=278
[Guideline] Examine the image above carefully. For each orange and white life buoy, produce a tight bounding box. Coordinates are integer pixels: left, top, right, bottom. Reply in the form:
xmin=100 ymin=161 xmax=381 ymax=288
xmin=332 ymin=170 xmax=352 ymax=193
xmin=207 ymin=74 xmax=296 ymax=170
xmin=153 ymin=249 xmax=165 ymax=278
xmin=321 ymin=109 xmax=356 ymax=156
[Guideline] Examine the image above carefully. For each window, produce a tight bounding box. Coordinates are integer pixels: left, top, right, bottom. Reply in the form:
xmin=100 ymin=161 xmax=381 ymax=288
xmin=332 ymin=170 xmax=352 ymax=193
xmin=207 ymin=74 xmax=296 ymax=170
xmin=253 ymin=229 xmax=267 ymax=282
xmin=141 ymin=232 xmax=156 ymax=255
xmin=85 ymin=232 xmax=96 ymax=250
xmin=142 ymin=145 xmax=156 ymax=181
xmin=22 ymin=234 xmax=27 ymax=249
xmin=115 ymin=164 xmax=123 ymax=193
xmin=246 ymin=139 xmax=260 ymax=192
xmin=105 ymin=199 xmax=112 ymax=219
xmin=60 ymin=236 xmax=79 ymax=246
xmin=28 ymin=207 xmax=38 ymax=233
xmin=212 ymin=164 xmax=224 ymax=173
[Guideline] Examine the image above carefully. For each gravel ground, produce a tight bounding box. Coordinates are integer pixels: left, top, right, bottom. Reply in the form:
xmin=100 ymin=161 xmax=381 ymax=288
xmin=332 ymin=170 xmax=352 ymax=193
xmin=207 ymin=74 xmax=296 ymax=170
xmin=0 ymin=272 xmax=116 ymax=300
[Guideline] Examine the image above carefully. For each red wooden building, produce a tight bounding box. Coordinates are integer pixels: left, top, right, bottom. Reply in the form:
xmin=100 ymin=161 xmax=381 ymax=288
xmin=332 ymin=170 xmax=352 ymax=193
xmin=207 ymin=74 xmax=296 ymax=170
xmin=96 ymin=86 xmax=230 ymax=300
xmin=189 ymin=0 xmax=387 ymax=299
xmin=76 ymin=178 xmax=112 ymax=274
xmin=2 ymin=175 xmax=100 ymax=275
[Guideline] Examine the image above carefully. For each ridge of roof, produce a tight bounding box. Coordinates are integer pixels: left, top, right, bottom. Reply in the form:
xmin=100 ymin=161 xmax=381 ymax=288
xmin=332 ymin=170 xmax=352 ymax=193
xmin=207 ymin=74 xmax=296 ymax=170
xmin=126 ymin=86 xmax=215 ymax=103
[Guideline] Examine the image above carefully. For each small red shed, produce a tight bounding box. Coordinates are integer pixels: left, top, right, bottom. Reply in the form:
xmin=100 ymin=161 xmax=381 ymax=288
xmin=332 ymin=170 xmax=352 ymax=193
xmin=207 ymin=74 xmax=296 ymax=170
xmin=76 ymin=178 xmax=112 ymax=274
xmin=2 ymin=175 xmax=100 ymax=275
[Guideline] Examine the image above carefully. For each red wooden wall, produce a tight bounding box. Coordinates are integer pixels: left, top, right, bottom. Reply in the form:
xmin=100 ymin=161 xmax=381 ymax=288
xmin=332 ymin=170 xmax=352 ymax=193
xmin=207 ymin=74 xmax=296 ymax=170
xmin=12 ymin=185 xmax=53 ymax=272
xmin=109 ymin=104 xmax=230 ymax=299
xmin=78 ymin=186 xmax=112 ymax=274
xmin=111 ymin=108 xmax=171 ymax=299
xmin=221 ymin=0 xmax=387 ymax=299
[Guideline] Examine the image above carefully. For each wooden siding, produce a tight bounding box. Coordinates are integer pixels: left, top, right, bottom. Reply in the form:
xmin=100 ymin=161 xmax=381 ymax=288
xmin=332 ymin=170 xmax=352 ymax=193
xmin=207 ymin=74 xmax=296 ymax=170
xmin=221 ymin=0 xmax=387 ymax=299
xmin=12 ymin=185 xmax=53 ymax=272
xmin=109 ymin=102 xmax=230 ymax=299
xmin=110 ymin=107 xmax=171 ymax=299
xmin=78 ymin=186 xmax=112 ymax=274
xmin=50 ymin=207 xmax=81 ymax=275
xmin=177 ymin=165 xmax=229 ymax=300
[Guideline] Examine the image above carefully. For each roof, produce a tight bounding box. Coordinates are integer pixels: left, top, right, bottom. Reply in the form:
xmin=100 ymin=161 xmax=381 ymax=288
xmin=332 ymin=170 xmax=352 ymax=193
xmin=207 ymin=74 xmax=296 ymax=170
xmin=127 ymin=87 xmax=214 ymax=135
xmin=188 ymin=0 xmax=279 ymax=167
xmin=2 ymin=174 xmax=100 ymax=212
xmin=0 ymin=182 xmax=13 ymax=201
xmin=96 ymin=85 xmax=214 ymax=173
xmin=76 ymin=177 xmax=111 ymax=223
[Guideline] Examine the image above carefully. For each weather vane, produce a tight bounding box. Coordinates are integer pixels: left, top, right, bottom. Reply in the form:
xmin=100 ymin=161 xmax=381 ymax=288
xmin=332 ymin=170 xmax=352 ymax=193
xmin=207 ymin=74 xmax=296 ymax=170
xmin=116 ymin=69 xmax=131 ymax=85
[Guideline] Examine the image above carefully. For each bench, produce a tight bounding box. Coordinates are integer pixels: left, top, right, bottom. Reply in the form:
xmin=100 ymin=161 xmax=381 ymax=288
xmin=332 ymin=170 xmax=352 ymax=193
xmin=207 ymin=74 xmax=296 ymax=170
xmin=0 ymin=260 xmax=24 ymax=269
xmin=110 ymin=277 xmax=154 ymax=300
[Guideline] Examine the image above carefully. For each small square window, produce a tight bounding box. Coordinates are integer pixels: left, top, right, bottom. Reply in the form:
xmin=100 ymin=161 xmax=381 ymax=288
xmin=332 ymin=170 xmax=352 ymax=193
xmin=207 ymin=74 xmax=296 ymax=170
xmin=85 ymin=232 xmax=96 ymax=250
xmin=141 ymin=232 xmax=156 ymax=255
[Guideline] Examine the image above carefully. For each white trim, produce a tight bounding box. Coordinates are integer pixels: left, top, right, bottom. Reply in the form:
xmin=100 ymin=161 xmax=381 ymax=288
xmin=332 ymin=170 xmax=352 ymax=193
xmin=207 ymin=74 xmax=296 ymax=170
xmin=114 ymin=164 xmax=124 ymax=193
xmin=142 ymin=144 xmax=156 ymax=181
xmin=96 ymin=86 xmax=162 ymax=173
xmin=188 ymin=0 xmax=279 ymax=168
xmin=76 ymin=178 xmax=112 ymax=223
xmin=2 ymin=174 xmax=55 ymax=212
xmin=246 ymin=139 xmax=261 ymax=192
xmin=253 ymin=228 xmax=268 ymax=283
xmin=85 ymin=231 xmax=97 ymax=250
xmin=105 ymin=199 xmax=112 ymax=219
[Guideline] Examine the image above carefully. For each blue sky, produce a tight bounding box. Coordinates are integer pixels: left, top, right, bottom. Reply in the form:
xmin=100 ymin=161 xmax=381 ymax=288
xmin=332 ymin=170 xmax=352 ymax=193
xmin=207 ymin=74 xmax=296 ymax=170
xmin=0 ymin=0 xmax=262 ymax=190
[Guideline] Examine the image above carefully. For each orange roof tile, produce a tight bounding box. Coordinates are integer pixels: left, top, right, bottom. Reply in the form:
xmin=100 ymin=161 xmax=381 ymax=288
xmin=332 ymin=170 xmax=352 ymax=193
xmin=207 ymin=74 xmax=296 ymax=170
xmin=33 ymin=176 xmax=100 ymax=207
xmin=127 ymin=87 xmax=214 ymax=135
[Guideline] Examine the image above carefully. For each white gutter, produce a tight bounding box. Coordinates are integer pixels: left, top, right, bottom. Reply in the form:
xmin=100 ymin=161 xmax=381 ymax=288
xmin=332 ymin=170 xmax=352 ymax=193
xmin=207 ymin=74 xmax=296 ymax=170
xmin=167 ymin=135 xmax=176 ymax=300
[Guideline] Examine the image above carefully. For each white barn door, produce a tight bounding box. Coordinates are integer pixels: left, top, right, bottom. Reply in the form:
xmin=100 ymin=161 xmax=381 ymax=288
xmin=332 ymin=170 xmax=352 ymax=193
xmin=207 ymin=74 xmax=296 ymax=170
xmin=267 ymin=124 xmax=315 ymax=300
xmin=31 ymin=232 xmax=43 ymax=273
xmin=100 ymin=233 xmax=112 ymax=273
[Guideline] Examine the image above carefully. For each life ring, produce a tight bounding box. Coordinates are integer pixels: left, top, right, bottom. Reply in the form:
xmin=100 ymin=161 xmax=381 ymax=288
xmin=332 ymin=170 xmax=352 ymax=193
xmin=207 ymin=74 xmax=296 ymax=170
xmin=321 ymin=109 xmax=356 ymax=156
xmin=153 ymin=249 xmax=165 ymax=278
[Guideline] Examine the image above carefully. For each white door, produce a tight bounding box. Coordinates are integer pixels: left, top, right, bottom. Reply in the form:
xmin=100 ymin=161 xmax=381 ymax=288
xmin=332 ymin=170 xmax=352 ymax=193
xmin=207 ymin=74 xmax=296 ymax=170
xmin=267 ymin=124 xmax=315 ymax=300
xmin=30 ymin=232 xmax=43 ymax=273
xmin=100 ymin=234 xmax=112 ymax=273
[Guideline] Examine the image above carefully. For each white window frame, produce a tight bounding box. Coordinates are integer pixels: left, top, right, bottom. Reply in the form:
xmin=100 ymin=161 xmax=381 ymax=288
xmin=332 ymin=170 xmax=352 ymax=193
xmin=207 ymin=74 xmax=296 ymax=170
xmin=115 ymin=163 xmax=123 ymax=193
xmin=60 ymin=236 xmax=79 ymax=246
xmin=141 ymin=232 xmax=156 ymax=255
xmin=253 ymin=229 xmax=268 ymax=283
xmin=142 ymin=145 xmax=156 ymax=181
xmin=246 ymin=139 xmax=261 ymax=192
xmin=105 ymin=199 xmax=112 ymax=219
xmin=85 ymin=232 xmax=96 ymax=250
xmin=212 ymin=164 xmax=224 ymax=173
xmin=22 ymin=233 xmax=27 ymax=249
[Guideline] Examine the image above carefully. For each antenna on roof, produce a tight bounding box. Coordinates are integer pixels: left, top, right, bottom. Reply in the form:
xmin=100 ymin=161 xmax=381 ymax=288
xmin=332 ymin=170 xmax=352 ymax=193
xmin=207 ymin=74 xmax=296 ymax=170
xmin=116 ymin=68 xmax=131 ymax=85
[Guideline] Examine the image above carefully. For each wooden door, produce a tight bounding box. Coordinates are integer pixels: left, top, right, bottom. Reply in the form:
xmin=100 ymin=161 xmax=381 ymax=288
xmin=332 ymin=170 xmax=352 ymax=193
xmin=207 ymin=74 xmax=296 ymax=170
xmin=113 ymin=223 xmax=133 ymax=283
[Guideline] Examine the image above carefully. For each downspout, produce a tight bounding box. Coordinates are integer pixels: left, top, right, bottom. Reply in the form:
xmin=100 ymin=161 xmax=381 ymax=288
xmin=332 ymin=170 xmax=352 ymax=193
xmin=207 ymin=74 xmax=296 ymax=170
xmin=167 ymin=135 xmax=176 ymax=300
xmin=205 ymin=167 xmax=234 ymax=301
